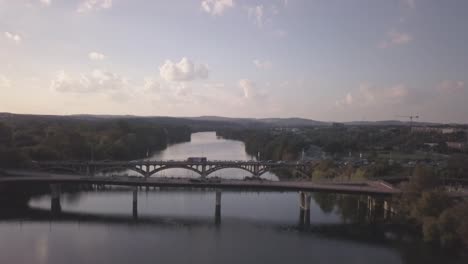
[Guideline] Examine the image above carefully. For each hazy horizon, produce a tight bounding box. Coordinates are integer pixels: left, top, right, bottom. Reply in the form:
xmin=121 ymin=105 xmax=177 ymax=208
xmin=1 ymin=0 xmax=467 ymax=123
xmin=3 ymin=111 xmax=466 ymax=125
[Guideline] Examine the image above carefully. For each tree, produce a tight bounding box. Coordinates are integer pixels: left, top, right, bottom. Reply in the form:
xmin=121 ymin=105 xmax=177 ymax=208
xmin=0 ymin=122 xmax=12 ymax=147
xmin=438 ymin=208 xmax=461 ymax=248
xmin=422 ymin=216 xmax=440 ymax=243
xmin=405 ymin=165 xmax=439 ymax=194
xmin=411 ymin=190 xmax=451 ymax=219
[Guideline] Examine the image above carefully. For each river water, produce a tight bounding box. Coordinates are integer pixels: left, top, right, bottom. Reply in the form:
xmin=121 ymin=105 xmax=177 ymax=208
xmin=0 ymin=132 xmax=460 ymax=264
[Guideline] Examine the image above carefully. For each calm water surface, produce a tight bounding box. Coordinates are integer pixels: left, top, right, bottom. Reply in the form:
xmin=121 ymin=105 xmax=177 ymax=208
xmin=0 ymin=132 xmax=459 ymax=264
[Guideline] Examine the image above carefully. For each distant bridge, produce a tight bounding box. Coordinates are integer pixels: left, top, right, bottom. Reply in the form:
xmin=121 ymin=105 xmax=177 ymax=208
xmin=33 ymin=160 xmax=312 ymax=178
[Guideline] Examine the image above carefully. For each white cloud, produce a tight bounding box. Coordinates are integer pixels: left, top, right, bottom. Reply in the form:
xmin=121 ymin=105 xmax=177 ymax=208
xmin=239 ymin=79 xmax=254 ymax=99
xmin=253 ymin=59 xmax=272 ymax=70
xmin=379 ymin=29 xmax=413 ymax=48
xmin=159 ymin=57 xmax=209 ymax=82
xmin=345 ymin=93 xmax=353 ymax=105
xmin=0 ymin=75 xmax=11 ymax=89
xmin=201 ymin=0 xmax=234 ymax=16
xmin=40 ymin=0 xmax=51 ymax=6
xmin=143 ymin=77 xmax=160 ymax=93
xmin=4 ymin=32 xmax=22 ymax=43
xmin=88 ymin=52 xmax=106 ymax=61
xmin=248 ymin=5 xmax=264 ymax=28
xmin=78 ymin=0 xmax=112 ymax=13
xmin=437 ymin=80 xmax=465 ymax=94
xmin=336 ymin=82 xmax=409 ymax=107
xmin=51 ymin=69 xmax=128 ymax=93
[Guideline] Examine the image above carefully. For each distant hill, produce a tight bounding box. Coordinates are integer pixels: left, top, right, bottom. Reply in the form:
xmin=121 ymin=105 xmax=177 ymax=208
xmin=0 ymin=112 xmax=453 ymax=128
xmin=188 ymin=116 xmax=329 ymax=127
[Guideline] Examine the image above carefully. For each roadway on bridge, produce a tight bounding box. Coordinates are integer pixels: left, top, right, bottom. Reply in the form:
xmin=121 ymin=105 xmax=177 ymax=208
xmin=0 ymin=170 xmax=400 ymax=195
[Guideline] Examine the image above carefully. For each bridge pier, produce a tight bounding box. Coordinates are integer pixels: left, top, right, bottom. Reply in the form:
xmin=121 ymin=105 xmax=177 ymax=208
xmin=253 ymin=164 xmax=260 ymax=178
xmin=201 ymin=165 xmax=207 ymax=179
xmin=50 ymin=184 xmax=61 ymax=215
xmin=215 ymin=191 xmax=221 ymax=225
xmin=298 ymin=192 xmax=311 ymax=228
xmin=133 ymin=187 xmax=138 ymax=219
xmin=367 ymin=196 xmax=375 ymax=220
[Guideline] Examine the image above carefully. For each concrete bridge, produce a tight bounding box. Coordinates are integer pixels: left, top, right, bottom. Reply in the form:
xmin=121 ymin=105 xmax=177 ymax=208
xmin=0 ymin=172 xmax=399 ymax=226
xmin=33 ymin=159 xmax=312 ymax=178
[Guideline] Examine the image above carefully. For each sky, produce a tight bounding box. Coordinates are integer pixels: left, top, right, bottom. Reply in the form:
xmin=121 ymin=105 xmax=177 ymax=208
xmin=0 ymin=0 xmax=467 ymax=123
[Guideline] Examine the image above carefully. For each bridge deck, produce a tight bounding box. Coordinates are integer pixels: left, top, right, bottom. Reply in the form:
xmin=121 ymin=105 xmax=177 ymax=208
xmin=0 ymin=172 xmax=399 ymax=195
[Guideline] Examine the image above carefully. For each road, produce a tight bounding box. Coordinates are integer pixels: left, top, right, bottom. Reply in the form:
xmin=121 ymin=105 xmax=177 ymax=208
xmin=0 ymin=170 xmax=399 ymax=195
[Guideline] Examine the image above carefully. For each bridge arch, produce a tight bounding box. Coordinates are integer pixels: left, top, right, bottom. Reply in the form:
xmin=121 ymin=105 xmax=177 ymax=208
xmin=257 ymin=166 xmax=310 ymax=178
xmin=205 ymin=166 xmax=256 ymax=177
xmin=147 ymin=165 xmax=203 ymax=177
xmin=95 ymin=166 xmax=146 ymax=177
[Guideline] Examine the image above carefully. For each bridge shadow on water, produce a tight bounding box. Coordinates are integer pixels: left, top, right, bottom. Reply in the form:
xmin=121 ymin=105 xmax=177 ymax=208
xmin=0 ymin=188 xmax=464 ymax=264
xmin=0 ymin=204 xmax=393 ymax=244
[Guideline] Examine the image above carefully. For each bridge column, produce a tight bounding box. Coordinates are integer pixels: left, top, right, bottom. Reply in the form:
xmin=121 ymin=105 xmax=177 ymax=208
xmin=88 ymin=164 xmax=95 ymax=177
xmin=298 ymin=192 xmax=311 ymax=228
xmin=50 ymin=184 xmax=61 ymax=215
xmin=133 ymin=187 xmax=138 ymax=219
xmin=253 ymin=164 xmax=260 ymax=178
xmin=215 ymin=190 xmax=221 ymax=225
xmin=383 ymin=200 xmax=390 ymax=220
xmin=144 ymin=165 xmax=151 ymax=179
xmin=201 ymin=165 xmax=207 ymax=179
xmin=367 ymin=195 xmax=378 ymax=221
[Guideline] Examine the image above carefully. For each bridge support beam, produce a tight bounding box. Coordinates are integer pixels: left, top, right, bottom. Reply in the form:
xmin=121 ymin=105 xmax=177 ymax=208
xmin=133 ymin=187 xmax=138 ymax=219
xmin=253 ymin=164 xmax=260 ymax=178
xmin=201 ymin=165 xmax=207 ymax=179
xmin=215 ymin=191 xmax=221 ymax=225
xmin=298 ymin=191 xmax=311 ymax=228
xmin=367 ymin=195 xmax=377 ymax=221
xmin=50 ymin=184 xmax=61 ymax=215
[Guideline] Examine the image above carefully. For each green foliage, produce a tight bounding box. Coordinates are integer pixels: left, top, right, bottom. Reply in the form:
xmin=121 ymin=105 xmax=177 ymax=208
xmin=0 ymin=119 xmax=191 ymax=168
xmin=445 ymin=154 xmax=468 ymax=179
xmin=422 ymin=217 xmax=440 ymax=243
xmin=395 ymin=164 xmax=468 ymax=251
xmin=0 ymin=122 xmax=13 ymax=147
xmin=405 ymin=165 xmax=439 ymax=194
xmin=438 ymin=208 xmax=461 ymax=248
xmin=351 ymin=168 xmax=368 ymax=180
xmin=411 ymin=190 xmax=451 ymax=219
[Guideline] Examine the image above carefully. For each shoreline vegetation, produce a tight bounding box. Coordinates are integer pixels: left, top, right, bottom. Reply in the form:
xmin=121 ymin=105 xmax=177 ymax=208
xmin=0 ymin=117 xmax=191 ymax=167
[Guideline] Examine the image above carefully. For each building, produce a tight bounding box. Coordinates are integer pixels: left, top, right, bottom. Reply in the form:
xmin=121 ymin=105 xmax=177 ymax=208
xmin=412 ymin=126 xmax=464 ymax=134
xmin=446 ymin=142 xmax=467 ymax=151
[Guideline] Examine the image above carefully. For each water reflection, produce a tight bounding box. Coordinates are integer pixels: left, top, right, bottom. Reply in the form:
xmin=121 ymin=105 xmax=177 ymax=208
xmin=0 ymin=189 xmax=463 ymax=264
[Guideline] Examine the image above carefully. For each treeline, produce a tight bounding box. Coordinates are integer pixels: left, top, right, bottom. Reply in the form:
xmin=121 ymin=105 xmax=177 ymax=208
xmin=217 ymin=129 xmax=308 ymax=161
xmin=394 ymin=165 xmax=468 ymax=251
xmin=306 ymin=154 xmax=468 ymax=181
xmin=0 ymin=118 xmax=191 ymax=167
xmin=303 ymin=126 xmax=466 ymax=154
xmin=308 ymin=160 xmax=406 ymax=180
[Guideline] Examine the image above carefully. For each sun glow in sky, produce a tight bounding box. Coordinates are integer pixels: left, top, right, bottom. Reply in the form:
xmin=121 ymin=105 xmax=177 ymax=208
xmin=1 ymin=0 xmax=467 ymax=123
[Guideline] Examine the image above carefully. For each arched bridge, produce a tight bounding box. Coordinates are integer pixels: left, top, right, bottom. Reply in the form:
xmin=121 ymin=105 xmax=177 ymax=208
xmin=34 ymin=160 xmax=312 ymax=178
